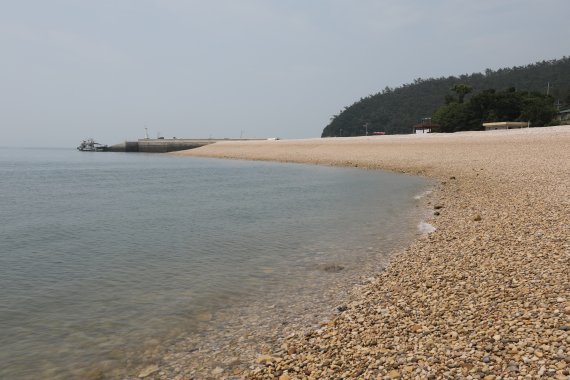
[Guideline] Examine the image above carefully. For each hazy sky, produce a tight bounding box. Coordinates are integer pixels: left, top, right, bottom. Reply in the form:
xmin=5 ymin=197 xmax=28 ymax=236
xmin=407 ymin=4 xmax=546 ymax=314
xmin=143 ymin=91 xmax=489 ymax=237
xmin=1 ymin=0 xmax=569 ymax=147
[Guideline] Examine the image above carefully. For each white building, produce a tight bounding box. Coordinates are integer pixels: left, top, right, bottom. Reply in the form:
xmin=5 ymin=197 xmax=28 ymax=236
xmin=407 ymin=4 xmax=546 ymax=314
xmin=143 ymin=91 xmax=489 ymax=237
xmin=482 ymin=122 xmax=529 ymax=131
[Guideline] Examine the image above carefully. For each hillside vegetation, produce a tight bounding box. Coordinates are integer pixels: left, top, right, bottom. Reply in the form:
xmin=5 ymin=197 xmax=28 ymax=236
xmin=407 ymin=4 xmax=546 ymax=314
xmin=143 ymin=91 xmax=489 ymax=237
xmin=322 ymin=57 xmax=570 ymax=137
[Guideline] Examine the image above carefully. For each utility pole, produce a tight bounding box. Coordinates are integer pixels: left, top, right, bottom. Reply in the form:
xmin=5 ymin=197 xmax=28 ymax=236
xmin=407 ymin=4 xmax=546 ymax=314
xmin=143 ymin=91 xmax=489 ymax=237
xmin=547 ymin=82 xmax=550 ymax=96
xmin=364 ymin=123 xmax=369 ymax=136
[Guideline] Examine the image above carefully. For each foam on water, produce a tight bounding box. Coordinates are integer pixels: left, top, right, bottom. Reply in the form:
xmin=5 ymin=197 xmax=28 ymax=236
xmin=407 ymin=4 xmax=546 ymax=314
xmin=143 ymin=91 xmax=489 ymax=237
xmin=418 ymin=221 xmax=437 ymax=234
xmin=413 ymin=189 xmax=433 ymax=200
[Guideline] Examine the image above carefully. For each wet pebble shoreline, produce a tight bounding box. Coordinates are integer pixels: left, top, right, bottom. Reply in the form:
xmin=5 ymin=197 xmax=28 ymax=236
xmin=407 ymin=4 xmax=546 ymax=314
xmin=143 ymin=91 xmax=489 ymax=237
xmin=171 ymin=128 xmax=570 ymax=379
xmin=125 ymin=241 xmax=415 ymax=379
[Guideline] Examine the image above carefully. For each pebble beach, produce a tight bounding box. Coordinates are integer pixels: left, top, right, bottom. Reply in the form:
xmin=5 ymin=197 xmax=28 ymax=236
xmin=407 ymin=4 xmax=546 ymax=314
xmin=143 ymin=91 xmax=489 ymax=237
xmin=170 ymin=127 xmax=570 ymax=380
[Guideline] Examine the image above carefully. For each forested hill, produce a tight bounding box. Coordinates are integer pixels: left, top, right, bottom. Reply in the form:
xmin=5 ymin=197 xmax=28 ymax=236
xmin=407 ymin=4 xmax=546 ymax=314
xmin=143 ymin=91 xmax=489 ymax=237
xmin=321 ymin=57 xmax=570 ymax=137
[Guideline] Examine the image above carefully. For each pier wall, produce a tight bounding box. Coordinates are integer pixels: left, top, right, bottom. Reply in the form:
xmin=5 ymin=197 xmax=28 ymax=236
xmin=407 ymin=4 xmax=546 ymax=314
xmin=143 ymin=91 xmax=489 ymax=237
xmin=138 ymin=139 xmax=216 ymax=153
xmin=108 ymin=139 xmax=216 ymax=153
xmin=107 ymin=138 xmax=264 ymax=153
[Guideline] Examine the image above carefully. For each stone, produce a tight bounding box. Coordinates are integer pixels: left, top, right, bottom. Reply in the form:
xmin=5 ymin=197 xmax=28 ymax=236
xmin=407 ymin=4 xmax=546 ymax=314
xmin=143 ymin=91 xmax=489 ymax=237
xmin=387 ymin=369 xmax=401 ymax=378
xmin=473 ymin=214 xmax=482 ymax=221
xmin=410 ymin=324 xmax=423 ymax=333
xmin=323 ymin=264 xmax=344 ymax=273
xmin=506 ymin=363 xmax=519 ymax=372
xmin=138 ymin=365 xmax=159 ymax=378
xmin=195 ymin=312 xmax=212 ymax=322
xmin=232 ymin=367 xmax=243 ymax=375
xmin=211 ymin=367 xmax=224 ymax=375
xmin=224 ymin=356 xmax=241 ymax=366
xmin=256 ymin=355 xmax=276 ymax=364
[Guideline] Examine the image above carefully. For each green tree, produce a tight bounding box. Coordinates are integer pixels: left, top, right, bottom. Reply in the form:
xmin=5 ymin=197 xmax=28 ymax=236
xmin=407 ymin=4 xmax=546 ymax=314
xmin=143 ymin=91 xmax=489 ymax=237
xmin=432 ymin=102 xmax=470 ymax=132
xmin=433 ymin=88 xmax=556 ymax=132
xmin=321 ymin=57 xmax=570 ymax=137
xmin=519 ymin=94 xmax=556 ymax=126
xmin=451 ymin=84 xmax=473 ymax=104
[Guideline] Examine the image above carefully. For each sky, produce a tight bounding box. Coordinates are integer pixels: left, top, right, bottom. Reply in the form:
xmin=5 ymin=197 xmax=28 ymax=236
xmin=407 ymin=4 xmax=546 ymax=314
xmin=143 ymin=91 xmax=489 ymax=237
xmin=1 ymin=0 xmax=569 ymax=147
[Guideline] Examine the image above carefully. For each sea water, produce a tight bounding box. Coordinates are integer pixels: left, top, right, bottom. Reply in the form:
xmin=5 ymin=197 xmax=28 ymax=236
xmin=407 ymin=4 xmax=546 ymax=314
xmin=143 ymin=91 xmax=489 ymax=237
xmin=0 ymin=148 xmax=429 ymax=379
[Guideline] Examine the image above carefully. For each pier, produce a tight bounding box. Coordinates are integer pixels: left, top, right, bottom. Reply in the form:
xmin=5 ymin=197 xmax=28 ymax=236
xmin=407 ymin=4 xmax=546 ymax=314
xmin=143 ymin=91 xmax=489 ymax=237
xmin=107 ymin=138 xmax=263 ymax=153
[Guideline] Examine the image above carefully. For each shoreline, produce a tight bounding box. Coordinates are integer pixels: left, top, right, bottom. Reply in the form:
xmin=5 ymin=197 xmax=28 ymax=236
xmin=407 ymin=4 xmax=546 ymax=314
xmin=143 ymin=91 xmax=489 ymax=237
xmin=127 ymin=165 xmax=433 ymax=380
xmin=171 ymin=127 xmax=569 ymax=379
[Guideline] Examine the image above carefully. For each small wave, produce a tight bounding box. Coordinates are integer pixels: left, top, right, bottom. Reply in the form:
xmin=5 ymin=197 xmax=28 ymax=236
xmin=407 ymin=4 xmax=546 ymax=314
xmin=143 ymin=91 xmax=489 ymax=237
xmin=413 ymin=189 xmax=432 ymax=200
xmin=417 ymin=222 xmax=436 ymax=234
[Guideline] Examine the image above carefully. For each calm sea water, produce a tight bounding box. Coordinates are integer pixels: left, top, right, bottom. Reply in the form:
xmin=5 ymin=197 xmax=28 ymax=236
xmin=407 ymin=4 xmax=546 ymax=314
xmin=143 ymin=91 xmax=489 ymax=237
xmin=0 ymin=148 xmax=429 ymax=379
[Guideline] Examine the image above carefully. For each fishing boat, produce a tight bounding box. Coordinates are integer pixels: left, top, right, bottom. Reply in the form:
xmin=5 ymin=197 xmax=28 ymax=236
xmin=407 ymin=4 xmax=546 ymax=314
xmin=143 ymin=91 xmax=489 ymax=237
xmin=77 ymin=138 xmax=108 ymax=152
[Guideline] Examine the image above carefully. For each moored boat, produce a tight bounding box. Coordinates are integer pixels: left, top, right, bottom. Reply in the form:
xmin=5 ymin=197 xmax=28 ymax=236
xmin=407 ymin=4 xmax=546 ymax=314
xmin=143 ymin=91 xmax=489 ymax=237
xmin=77 ymin=138 xmax=108 ymax=152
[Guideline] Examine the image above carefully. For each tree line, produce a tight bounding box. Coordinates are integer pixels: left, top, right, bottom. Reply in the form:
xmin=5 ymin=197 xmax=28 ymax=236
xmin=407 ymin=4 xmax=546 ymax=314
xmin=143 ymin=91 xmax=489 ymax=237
xmin=321 ymin=57 xmax=570 ymax=137
xmin=432 ymin=85 xmax=556 ymax=132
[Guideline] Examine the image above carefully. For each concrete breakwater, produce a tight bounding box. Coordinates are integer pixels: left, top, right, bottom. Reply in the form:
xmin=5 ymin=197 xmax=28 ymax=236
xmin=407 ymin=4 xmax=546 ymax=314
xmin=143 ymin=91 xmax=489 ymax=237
xmin=107 ymin=138 xmax=263 ymax=153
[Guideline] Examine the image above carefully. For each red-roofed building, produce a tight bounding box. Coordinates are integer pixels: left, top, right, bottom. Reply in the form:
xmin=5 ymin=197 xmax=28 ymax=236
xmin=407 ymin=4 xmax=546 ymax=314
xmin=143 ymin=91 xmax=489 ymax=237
xmin=413 ymin=118 xmax=439 ymax=134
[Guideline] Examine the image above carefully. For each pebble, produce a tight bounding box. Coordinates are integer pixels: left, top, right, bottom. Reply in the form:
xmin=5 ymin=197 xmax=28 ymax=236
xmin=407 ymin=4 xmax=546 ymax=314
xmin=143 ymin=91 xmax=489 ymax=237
xmin=149 ymin=128 xmax=570 ymax=380
xmin=138 ymin=365 xmax=159 ymax=378
xmin=211 ymin=367 xmax=223 ymax=375
xmin=387 ymin=369 xmax=401 ymax=378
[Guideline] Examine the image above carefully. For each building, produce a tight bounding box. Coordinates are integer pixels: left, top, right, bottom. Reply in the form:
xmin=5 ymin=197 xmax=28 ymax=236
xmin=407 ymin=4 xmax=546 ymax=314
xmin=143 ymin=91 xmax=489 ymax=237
xmin=555 ymin=108 xmax=570 ymax=123
xmin=414 ymin=118 xmax=439 ymax=134
xmin=482 ymin=121 xmax=529 ymax=131
xmin=415 ymin=125 xmax=433 ymax=134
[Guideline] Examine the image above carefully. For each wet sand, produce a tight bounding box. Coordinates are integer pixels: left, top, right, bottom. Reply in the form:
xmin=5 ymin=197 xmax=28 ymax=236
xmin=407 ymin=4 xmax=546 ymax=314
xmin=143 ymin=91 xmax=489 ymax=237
xmin=171 ymin=127 xmax=570 ymax=379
